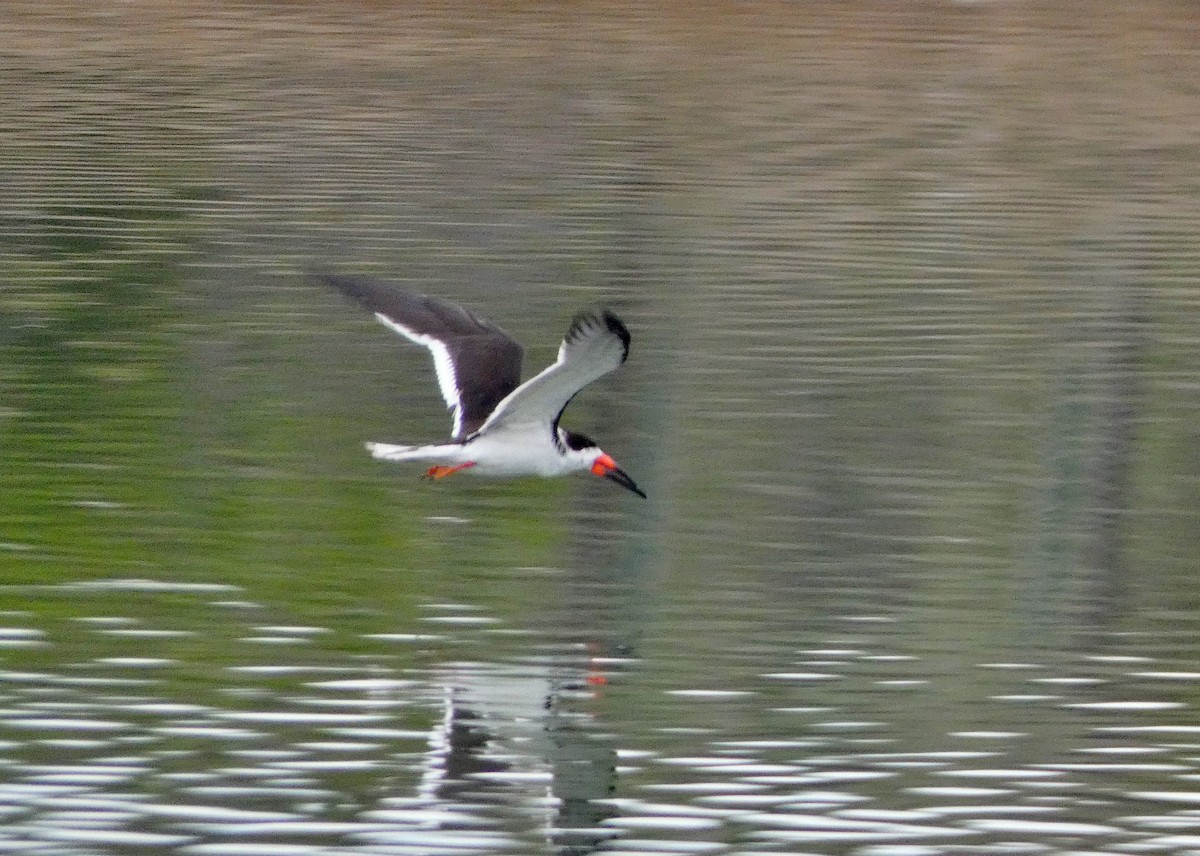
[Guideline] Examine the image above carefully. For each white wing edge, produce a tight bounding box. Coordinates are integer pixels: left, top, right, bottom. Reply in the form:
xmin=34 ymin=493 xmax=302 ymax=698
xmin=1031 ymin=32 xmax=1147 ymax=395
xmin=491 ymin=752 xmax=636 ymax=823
xmin=374 ymin=312 xmax=464 ymax=439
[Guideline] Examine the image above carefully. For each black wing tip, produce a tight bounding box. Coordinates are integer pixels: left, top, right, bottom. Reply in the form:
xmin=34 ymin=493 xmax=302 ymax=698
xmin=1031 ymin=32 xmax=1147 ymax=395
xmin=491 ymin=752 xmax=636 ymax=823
xmin=316 ymin=271 xmax=388 ymax=307
xmin=316 ymin=271 xmax=419 ymax=297
xmin=600 ymin=309 xmax=632 ymax=352
xmin=312 ymin=270 xmax=356 ymax=289
xmin=566 ymin=308 xmax=632 ymax=359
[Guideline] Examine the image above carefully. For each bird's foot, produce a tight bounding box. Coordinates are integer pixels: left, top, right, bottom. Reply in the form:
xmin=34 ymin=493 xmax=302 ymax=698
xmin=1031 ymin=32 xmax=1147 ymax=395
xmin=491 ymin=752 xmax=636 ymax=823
xmin=423 ymin=462 xmax=476 ymax=480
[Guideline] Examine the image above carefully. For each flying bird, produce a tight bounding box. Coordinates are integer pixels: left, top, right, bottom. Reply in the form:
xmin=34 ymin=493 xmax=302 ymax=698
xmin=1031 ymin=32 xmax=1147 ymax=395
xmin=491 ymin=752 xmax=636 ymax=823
xmin=322 ymin=275 xmax=645 ymax=498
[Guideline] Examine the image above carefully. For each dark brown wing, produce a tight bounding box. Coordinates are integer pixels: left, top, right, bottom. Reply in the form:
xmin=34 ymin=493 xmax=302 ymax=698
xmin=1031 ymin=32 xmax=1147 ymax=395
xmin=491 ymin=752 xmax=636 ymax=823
xmin=321 ymin=274 xmax=524 ymax=439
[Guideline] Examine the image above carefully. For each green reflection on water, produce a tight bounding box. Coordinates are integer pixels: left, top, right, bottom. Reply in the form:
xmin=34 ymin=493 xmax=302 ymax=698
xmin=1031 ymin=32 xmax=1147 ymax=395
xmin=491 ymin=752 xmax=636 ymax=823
xmin=2 ymin=259 xmax=571 ymax=672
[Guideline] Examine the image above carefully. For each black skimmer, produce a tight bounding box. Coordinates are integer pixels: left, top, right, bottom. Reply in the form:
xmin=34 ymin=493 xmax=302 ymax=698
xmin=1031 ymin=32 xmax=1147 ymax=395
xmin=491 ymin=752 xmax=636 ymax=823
xmin=322 ymin=275 xmax=646 ymax=498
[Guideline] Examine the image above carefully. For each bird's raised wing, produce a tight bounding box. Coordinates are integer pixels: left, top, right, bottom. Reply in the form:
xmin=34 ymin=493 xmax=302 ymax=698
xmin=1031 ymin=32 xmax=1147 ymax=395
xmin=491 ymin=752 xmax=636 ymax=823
xmin=475 ymin=309 xmax=631 ymax=439
xmin=321 ymin=275 xmax=524 ymax=439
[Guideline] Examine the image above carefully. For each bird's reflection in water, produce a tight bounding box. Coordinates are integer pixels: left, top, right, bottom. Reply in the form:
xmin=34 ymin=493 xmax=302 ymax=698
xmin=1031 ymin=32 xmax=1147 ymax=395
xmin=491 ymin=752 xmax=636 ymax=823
xmin=421 ymin=662 xmax=618 ymax=855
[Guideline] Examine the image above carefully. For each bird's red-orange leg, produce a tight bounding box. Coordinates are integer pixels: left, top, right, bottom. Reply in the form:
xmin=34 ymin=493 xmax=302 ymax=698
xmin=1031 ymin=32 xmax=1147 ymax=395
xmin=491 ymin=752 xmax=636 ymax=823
xmin=423 ymin=462 xmax=477 ymax=480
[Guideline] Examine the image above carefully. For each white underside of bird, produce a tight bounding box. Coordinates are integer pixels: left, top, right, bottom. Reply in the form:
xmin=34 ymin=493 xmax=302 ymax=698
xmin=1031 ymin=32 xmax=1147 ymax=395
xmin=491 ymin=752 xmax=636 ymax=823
xmin=366 ymin=427 xmax=583 ymax=478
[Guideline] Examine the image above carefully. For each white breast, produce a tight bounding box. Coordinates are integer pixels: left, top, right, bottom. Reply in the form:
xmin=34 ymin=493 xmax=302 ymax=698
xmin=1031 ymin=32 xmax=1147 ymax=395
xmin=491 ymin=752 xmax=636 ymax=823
xmin=461 ymin=427 xmax=578 ymax=478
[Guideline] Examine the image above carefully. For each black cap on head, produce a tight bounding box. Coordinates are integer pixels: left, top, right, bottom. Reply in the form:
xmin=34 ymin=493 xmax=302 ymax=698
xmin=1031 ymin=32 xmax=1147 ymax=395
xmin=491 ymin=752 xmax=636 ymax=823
xmin=562 ymin=430 xmax=598 ymax=452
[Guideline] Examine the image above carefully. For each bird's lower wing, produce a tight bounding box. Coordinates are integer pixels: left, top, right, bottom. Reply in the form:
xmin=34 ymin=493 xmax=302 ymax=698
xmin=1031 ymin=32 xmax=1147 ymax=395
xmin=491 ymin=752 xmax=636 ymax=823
xmin=476 ymin=310 xmax=630 ymax=435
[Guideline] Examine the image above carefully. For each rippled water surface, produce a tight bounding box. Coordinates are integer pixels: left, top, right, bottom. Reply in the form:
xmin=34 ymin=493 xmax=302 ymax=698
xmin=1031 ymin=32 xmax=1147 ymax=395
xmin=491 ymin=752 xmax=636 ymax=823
xmin=4 ymin=1 xmax=1200 ymax=853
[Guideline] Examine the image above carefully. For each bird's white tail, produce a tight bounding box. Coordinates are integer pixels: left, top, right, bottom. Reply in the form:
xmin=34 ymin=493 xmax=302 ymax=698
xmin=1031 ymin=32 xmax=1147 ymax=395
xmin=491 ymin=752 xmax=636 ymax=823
xmin=365 ymin=442 xmax=462 ymax=463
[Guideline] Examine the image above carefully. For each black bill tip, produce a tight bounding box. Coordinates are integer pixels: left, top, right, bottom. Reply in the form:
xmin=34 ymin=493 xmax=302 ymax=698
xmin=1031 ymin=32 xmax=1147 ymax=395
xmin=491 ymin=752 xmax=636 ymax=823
xmin=605 ymin=467 xmax=647 ymax=499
